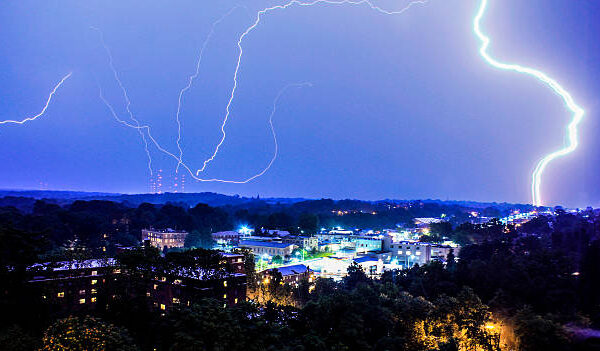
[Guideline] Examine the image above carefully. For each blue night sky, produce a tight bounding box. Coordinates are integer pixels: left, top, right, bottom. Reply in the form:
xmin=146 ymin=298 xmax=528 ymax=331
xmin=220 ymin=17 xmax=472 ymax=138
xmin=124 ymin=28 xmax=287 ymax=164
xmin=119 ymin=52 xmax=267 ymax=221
xmin=0 ymin=0 xmax=598 ymax=207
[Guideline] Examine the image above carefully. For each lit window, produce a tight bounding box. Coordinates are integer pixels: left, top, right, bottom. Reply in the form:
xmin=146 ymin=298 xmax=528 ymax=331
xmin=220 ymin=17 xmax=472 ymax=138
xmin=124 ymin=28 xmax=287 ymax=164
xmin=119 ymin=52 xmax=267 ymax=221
xmin=90 ymin=297 xmax=97 ymax=303
xmin=146 ymin=292 xmax=151 ymax=297
xmin=173 ymin=298 xmax=180 ymax=304
xmin=57 ymin=292 xmax=64 ymax=298
xmin=223 ymin=281 xmax=228 ymax=287
xmin=160 ymin=304 xmax=166 ymax=311
xmin=79 ymin=290 xmax=86 ymax=295
xmin=91 ymin=280 xmax=98 ymax=285
xmin=161 ymin=277 xmax=166 ymax=282
xmin=91 ymin=289 xmax=97 ymax=294
xmin=234 ymin=298 xmax=238 ymax=304
xmin=153 ymin=284 xmax=158 ymax=290
xmin=223 ymin=294 xmax=227 ymax=299
xmin=91 ymin=271 xmax=98 ymax=276
xmin=79 ymin=298 xmax=86 ymax=304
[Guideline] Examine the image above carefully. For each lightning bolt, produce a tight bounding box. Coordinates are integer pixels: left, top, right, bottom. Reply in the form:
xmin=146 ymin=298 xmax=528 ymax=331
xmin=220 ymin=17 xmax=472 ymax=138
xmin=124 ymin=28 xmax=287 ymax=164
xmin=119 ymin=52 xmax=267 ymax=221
xmin=474 ymin=0 xmax=585 ymax=206
xmin=174 ymin=6 xmax=247 ymax=172
xmin=95 ymin=17 xmax=311 ymax=184
xmin=97 ymin=0 xmax=423 ymax=185
xmin=100 ymin=77 xmax=310 ymax=183
xmin=197 ymin=0 xmax=428 ymax=175
xmin=242 ymin=82 xmax=312 ymax=183
xmin=92 ymin=27 xmax=154 ymax=175
xmin=0 ymin=72 xmax=72 ymax=125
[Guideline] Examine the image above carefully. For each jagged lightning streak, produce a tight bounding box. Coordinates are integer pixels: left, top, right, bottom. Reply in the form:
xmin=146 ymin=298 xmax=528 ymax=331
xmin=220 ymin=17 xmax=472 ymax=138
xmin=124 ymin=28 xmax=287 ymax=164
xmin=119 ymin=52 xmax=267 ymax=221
xmin=0 ymin=72 xmax=72 ymax=126
xmin=474 ymin=0 xmax=585 ymax=206
xmin=242 ymin=82 xmax=312 ymax=183
xmin=95 ymin=16 xmax=311 ymax=183
xmin=197 ymin=0 xmax=428 ymax=175
xmin=100 ymin=80 xmax=309 ymax=183
xmin=91 ymin=26 xmax=154 ymax=175
xmin=174 ymin=6 xmax=246 ymax=172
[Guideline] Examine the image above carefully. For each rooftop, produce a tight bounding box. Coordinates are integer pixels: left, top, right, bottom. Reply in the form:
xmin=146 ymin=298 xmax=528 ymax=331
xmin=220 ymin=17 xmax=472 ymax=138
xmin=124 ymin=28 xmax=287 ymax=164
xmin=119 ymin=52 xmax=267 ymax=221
xmin=266 ymin=264 xmax=310 ymax=276
xmin=354 ymin=256 xmax=379 ymax=264
xmin=239 ymin=240 xmax=294 ymax=249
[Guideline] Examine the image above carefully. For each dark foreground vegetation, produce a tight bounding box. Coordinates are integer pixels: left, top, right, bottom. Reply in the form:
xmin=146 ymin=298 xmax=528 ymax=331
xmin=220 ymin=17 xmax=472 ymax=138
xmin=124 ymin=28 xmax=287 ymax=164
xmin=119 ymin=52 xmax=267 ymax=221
xmin=0 ymin=197 xmax=598 ymax=350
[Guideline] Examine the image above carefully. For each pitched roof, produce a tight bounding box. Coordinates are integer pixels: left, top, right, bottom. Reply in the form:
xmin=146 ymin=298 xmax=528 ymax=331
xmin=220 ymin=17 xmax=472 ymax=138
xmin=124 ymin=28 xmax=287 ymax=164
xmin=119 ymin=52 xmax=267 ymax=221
xmin=268 ymin=264 xmax=310 ymax=276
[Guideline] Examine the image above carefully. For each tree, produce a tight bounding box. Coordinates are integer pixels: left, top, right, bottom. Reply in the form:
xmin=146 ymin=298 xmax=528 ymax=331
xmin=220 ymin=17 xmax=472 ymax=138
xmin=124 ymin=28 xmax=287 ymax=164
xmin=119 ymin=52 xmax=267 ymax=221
xmin=343 ymin=261 xmax=369 ymax=290
xmin=513 ymin=308 xmax=571 ymax=351
xmin=233 ymin=248 xmax=257 ymax=290
xmin=298 ymin=213 xmax=319 ymax=233
xmin=446 ymin=248 xmax=456 ymax=272
xmin=0 ymin=325 xmax=38 ymax=351
xmin=429 ymin=221 xmax=452 ymax=237
xmin=254 ymin=269 xmax=295 ymax=306
xmin=272 ymin=255 xmax=283 ymax=264
xmin=184 ymin=229 xmax=214 ymax=249
xmin=41 ymin=316 xmax=137 ymax=351
xmin=579 ymin=240 xmax=600 ymax=320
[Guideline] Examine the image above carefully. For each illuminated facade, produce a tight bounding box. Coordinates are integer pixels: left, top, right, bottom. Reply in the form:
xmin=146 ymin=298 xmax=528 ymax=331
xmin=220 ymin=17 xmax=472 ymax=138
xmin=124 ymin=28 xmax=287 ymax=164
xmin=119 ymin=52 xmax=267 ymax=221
xmin=27 ymin=256 xmax=247 ymax=313
xmin=142 ymin=229 xmax=188 ymax=249
xmin=239 ymin=240 xmax=296 ymax=257
xmin=389 ymin=241 xmax=457 ymax=268
xmin=261 ymin=264 xmax=313 ymax=286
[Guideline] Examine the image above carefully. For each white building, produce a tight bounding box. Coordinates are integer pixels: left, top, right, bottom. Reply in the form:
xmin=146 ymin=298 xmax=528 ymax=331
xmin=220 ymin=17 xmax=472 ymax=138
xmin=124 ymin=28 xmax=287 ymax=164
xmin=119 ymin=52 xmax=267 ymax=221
xmin=389 ymin=241 xmax=458 ymax=268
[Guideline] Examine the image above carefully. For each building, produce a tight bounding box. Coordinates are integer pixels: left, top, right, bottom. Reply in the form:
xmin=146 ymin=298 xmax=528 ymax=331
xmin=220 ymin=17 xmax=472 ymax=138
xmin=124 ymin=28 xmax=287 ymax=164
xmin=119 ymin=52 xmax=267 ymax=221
xmin=149 ymin=270 xmax=245 ymax=310
xmin=27 ymin=255 xmax=247 ymax=314
xmin=212 ymin=231 xmax=243 ymax=246
xmin=353 ymin=256 xmax=384 ymax=278
xmin=266 ymin=230 xmax=290 ymax=237
xmin=351 ymin=235 xmax=391 ymax=254
xmin=238 ymin=240 xmax=296 ymax=258
xmin=282 ymin=236 xmax=319 ymax=251
xmin=414 ymin=218 xmax=444 ymax=227
xmin=309 ymin=256 xmax=351 ymax=280
xmin=142 ymin=229 xmax=188 ymax=250
xmin=261 ymin=264 xmax=313 ymax=286
xmin=220 ymin=252 xmax=245 ymax=274
xmin=389 ymin=241 xmax=458 ymax=268
xmin=27 ymin=259 xmax=116 ymax=313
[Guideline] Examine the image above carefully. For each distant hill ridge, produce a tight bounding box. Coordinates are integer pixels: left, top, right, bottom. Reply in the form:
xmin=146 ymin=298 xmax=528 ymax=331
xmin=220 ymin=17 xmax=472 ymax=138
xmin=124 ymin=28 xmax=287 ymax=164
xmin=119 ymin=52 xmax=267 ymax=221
xmin=0 ymin=189 xmax=530 ymax=212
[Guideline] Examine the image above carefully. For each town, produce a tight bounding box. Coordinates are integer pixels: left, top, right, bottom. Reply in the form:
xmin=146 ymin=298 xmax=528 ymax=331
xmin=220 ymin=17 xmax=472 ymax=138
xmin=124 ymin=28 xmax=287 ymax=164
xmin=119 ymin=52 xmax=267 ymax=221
xmin=0 ymin=193 xmax=598 ymax=350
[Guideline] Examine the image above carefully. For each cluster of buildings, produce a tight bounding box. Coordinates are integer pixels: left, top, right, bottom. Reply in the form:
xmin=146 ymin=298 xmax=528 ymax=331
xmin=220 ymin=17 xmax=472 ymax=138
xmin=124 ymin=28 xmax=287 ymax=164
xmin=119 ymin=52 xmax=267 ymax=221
xmin=210 ymin=223 xmax=459 ymax=281
xmin=26 ymin=252 xmax=247 ymax=314
xmin=20 ymin=215 xmax=464 ymax=317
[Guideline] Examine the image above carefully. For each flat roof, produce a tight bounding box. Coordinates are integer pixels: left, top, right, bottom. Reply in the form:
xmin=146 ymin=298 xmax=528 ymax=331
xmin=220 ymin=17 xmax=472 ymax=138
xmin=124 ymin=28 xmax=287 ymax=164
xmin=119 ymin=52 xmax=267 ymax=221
xmin=239 ymin=240 xmax=294 ymax=249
